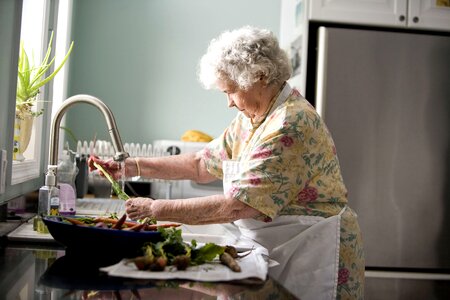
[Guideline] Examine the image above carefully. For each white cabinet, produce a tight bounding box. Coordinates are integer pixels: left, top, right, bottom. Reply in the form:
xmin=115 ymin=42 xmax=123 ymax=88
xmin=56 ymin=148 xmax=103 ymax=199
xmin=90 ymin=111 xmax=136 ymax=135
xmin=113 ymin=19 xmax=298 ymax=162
xmin=309 ymin=0 xmax=450 ymax=31
xmin=409 ymin=0 xmax=450 ymax=30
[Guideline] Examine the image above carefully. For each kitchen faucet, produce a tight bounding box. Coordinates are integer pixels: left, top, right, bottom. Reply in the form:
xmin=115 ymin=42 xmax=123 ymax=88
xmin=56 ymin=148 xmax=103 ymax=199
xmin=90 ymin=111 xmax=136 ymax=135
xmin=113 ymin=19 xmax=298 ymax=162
xmin=48 ymin=94 xmax=129 ymax=168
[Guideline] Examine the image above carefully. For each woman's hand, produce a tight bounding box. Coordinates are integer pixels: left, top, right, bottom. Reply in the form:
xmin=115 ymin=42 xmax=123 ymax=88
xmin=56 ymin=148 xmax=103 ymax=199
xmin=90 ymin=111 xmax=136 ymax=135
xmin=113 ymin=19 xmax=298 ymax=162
xmin=88 ymin=155 xmax=132 ymax=180
xmin=125 ymin=197 xmax=155 ymax=220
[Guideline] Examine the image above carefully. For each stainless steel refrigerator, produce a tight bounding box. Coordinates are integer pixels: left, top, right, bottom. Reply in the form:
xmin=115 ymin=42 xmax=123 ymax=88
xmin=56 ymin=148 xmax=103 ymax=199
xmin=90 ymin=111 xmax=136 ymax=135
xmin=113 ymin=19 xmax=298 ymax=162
xmin=304 ymin=24 xmax=450 ymax=299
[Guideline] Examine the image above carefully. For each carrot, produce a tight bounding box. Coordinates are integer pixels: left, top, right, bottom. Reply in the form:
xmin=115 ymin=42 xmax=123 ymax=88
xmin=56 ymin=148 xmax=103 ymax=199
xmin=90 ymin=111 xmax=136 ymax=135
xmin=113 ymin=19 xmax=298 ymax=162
xmin=112 ymin=213 xmax=127 ymax=229
xmin=145 ymin=223 xmax=181 ymax=231
xmin=124 ymin=223 xmax=146 ymax=232
xmin=220 ymin=252 xmax=241 ymax=272
xmin=93 ymin=217 xmax=137 ymax=227
xmin=64 ymin=217 xmax=86 ymax=226
xmin=74 ymin=216 xmax=180 ymax=231
xmin=93 ymin=217 xmax=179 ymax=229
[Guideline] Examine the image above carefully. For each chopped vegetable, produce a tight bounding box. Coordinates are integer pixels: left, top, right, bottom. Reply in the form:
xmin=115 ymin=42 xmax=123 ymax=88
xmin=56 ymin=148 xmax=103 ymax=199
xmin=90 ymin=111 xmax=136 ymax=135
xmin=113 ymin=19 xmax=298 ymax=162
xmin=132 ymin=255 xmax=154 ymax=270
xmin=152 ymin=256 xmax=168 ymax=271
xmin=126 ymin=227 xmax=241 ymax=272
xmin=123 ymin=223 xmax=146 ymax=232
xmin=93 ymin=217 xmax=135 ymax=227
xmin=64 ymin=217 xmax=86 ymax=226
xmin=220 ymin=252 xmax=241 ymax=272
xmin=59 ymin=216 xmax=179 ymax=231
xmin=112 ymin=213 xmax=127 ymax=229
xmin=95 ymin=222 xmax=107 ymax=229
xmin=172 ymin=255 xmax=191 ymax=270
xmin=224 ymin=245 xmax=238 ymax=258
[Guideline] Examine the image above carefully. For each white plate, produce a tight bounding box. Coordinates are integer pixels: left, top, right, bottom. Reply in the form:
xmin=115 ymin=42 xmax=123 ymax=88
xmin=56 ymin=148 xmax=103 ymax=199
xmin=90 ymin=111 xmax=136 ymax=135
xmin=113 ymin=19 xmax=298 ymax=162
xmin=181 ymin=233 xmax=236 ymax=246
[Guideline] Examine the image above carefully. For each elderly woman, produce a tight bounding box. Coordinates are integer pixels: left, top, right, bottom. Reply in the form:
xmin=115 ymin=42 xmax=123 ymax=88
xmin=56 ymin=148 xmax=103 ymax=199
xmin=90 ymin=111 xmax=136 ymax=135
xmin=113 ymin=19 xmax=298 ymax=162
xmin=90 ymin=26 xmax=364 ymax=299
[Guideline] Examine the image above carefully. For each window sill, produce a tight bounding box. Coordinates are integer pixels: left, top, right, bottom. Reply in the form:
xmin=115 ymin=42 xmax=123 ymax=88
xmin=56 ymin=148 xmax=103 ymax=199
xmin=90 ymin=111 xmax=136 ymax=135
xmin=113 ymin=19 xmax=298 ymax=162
xmin=11 ymin=159 xmax=40 ymax=185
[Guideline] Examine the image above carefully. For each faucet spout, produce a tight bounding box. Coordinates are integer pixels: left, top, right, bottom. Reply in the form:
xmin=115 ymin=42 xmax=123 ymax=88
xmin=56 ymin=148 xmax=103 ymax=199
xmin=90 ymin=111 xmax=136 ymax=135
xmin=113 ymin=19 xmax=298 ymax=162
xmin=49 ymin=94 xmax=129 ymax=166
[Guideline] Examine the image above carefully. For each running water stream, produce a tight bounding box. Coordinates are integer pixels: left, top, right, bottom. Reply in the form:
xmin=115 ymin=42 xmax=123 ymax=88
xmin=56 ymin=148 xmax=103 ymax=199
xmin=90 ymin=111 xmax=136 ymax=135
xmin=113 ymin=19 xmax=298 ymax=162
xmin=120 ymin=160 xmax=126 ymax=198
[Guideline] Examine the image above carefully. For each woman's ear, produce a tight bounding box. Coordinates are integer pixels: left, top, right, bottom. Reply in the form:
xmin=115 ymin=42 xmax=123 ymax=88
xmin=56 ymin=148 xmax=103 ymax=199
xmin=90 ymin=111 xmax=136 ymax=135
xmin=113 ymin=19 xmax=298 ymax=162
xmin=260 ymin=76 xmax=269 ymax=87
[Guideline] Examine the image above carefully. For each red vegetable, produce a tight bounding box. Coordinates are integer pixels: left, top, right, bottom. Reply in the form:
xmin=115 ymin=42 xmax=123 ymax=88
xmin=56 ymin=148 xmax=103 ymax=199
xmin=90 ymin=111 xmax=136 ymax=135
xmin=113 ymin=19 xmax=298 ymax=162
xmin=112 ymin=213 xmax=127 ymax=229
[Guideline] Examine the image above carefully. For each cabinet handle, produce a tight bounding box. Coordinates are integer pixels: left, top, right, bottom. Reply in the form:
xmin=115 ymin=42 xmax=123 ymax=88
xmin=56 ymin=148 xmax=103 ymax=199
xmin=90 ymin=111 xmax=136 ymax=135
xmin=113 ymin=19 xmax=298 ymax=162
xmin=413 ymin=16 xmax=419 ymax=23
xmin=316 ymin=27 xmax=328 ymax=119
xmin=399 ymin=15 xmax=405 ymax=22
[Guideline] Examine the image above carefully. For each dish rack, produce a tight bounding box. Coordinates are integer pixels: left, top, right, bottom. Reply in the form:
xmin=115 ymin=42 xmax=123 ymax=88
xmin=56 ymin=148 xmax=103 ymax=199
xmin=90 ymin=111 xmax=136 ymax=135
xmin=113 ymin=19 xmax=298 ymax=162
xmin=76 ymin=140 xmax=175 ymax=158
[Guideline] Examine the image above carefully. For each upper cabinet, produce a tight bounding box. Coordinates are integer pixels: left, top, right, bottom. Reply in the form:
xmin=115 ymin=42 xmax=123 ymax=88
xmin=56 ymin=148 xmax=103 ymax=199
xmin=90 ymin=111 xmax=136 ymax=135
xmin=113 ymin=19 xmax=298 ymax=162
xmin=409 ymin=0 xmax=450 ymax=30
xmin=309 ymin=0 xmax=450 ymax=32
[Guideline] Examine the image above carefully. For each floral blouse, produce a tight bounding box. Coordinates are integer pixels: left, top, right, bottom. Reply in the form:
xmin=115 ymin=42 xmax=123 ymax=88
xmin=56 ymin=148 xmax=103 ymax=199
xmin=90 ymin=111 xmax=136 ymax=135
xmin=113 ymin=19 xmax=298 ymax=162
xmin=202 ymin=84 xmax=348 ymax=221
xmin=202 ymin=83 xmax=365 ymax=299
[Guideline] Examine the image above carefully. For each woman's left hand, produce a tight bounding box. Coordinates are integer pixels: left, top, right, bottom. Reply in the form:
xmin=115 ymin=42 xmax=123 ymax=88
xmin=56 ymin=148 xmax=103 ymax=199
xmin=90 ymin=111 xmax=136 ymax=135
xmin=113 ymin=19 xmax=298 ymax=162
xmin=125 ymin=198 xmax=155 ymax=220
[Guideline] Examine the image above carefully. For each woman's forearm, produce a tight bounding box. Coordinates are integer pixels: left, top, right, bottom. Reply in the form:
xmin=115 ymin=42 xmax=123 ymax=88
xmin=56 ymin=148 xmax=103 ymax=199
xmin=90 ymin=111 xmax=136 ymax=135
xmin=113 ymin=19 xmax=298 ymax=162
xmin=128 ymin=151 xmax=215 ymax=183
xmin=152 ymin=194 xmax=260 ymax=225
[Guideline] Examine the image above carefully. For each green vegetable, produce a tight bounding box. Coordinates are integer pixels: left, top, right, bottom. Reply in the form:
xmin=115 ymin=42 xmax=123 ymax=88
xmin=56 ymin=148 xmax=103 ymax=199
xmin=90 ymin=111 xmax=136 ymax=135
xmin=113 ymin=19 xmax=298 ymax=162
xmin=191 ymin=243 xmax=225 ymax=265
xmin=128 ymin=227 xmax=229 ymax=271
xmin=93 ymin=162 xmax=129 ymax=200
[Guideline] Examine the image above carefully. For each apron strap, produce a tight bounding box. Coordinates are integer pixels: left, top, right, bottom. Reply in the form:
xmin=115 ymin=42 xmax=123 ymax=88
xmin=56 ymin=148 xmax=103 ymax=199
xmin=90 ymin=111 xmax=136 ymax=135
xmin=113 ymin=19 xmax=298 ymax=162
xmin=338 ymin=205 xmax=348 ymax=216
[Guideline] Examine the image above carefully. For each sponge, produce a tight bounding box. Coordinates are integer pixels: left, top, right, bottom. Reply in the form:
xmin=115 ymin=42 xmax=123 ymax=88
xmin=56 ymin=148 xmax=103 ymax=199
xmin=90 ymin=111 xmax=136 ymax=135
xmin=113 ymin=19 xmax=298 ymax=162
xmin=181 ymin=130 xmax=213 ymax=142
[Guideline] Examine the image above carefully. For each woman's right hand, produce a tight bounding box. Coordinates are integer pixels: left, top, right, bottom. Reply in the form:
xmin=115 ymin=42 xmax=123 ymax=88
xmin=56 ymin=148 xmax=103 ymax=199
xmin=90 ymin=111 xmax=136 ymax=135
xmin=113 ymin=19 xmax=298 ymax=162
xmin=88 ymin=155 xmax=124 ymax=180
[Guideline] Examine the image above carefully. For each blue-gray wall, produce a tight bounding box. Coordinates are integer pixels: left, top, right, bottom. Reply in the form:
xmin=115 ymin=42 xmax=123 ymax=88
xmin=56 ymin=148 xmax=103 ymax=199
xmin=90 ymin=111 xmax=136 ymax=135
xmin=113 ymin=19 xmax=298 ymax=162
xmin=66 ymin=0 xmax=280 ymax=146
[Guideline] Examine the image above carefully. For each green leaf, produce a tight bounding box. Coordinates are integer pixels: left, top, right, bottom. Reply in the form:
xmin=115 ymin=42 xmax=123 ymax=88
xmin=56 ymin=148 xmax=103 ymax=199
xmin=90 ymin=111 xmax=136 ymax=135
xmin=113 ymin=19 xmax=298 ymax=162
xmin=191 ymin=243 xmax=224 ymax=264
xmin=16 ymin=31 xmax=74 ymax=110
xmin=31 ymin=41 xmax=74 ymax=91
xmin=34 ymin=31 xmax=54 ymax=81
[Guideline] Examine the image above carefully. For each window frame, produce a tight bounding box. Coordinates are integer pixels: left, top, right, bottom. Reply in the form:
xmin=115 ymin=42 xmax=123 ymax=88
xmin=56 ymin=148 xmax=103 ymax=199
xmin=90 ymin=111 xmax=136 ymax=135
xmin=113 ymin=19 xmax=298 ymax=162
xmin=11 ymin=0 xmax=51 ymax=185
xmin=0 ymin=0 xmax=61 ymax=205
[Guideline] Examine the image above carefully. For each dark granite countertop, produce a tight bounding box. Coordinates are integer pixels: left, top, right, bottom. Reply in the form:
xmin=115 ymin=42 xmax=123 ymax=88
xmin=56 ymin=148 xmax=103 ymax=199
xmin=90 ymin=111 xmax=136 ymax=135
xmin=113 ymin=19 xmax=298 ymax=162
xmin=0 ymin=241 xmax=297 ymax=299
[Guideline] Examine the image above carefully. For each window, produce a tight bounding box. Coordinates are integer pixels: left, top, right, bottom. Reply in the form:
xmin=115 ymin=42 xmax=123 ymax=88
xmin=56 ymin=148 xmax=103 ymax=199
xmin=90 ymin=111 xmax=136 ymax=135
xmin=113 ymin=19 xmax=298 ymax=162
xmin=11 ymin=0 xmax=48 ymax=184
xmin=12 ymin=0 xmax=72 ymax=185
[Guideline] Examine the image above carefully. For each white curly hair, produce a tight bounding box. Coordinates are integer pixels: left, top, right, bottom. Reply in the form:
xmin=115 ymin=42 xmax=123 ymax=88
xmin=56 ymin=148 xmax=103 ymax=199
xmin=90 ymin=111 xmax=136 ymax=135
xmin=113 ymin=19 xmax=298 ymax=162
xmin=198 ymin=26 xmax=292 ymax=91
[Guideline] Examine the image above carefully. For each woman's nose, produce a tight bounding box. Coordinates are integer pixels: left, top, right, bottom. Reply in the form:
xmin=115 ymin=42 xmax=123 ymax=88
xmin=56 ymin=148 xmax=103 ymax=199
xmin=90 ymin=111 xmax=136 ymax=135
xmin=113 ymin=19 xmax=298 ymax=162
xmin=227 ymin=95 xmax=235 ymax=108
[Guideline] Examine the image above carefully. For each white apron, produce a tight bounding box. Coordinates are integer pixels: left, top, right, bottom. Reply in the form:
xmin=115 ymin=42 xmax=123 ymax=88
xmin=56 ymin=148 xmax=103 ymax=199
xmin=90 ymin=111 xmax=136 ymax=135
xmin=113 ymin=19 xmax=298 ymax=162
xmin=223 ymin=160 xmax=343 ymax=300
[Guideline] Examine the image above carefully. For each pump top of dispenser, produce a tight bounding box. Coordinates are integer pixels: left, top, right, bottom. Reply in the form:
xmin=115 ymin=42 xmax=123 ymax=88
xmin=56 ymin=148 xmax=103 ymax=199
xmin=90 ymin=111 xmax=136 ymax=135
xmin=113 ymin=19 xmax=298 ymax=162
xmin=45 ymin=165 xmax=58 ymax=186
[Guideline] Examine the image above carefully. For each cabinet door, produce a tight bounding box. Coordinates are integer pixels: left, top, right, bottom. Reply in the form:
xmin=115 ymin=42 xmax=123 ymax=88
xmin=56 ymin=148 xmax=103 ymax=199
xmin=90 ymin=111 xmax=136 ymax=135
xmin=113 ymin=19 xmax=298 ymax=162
xmin=408 ymin=0 xmax=450 ymax=31
xmin=309 ymin=0 xmax=408 ymax=27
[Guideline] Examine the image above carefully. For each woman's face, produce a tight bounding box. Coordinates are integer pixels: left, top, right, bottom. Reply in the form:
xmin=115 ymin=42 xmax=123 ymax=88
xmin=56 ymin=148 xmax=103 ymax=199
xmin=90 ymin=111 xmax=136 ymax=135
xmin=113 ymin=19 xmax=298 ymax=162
xmin=217 ymin=79 xmax=266 ymax=120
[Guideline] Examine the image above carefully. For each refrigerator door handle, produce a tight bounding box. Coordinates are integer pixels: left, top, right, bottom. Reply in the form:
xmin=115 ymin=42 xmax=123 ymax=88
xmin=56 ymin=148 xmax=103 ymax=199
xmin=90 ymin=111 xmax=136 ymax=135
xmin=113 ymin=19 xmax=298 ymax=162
xmin=315 ymin=27 xmax=328 ymax=119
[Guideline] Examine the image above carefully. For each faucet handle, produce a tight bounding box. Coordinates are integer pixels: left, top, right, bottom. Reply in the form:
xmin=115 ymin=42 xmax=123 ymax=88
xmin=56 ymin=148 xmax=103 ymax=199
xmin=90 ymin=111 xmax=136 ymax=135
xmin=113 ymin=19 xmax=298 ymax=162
xmin=113 ymin=152 xmax=129 ymax=162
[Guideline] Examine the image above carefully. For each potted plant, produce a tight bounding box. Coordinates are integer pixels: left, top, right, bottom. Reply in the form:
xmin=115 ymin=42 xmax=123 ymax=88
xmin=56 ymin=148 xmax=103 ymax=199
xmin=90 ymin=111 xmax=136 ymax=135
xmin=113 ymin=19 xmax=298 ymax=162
xmin=14 ymin=32 xmax=74 ymax=161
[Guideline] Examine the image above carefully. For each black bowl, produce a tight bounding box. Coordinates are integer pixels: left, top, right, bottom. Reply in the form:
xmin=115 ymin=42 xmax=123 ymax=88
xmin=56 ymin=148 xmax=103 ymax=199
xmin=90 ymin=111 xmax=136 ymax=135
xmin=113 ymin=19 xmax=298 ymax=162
xmin=43 ymin=216 xmax=162 ymax=266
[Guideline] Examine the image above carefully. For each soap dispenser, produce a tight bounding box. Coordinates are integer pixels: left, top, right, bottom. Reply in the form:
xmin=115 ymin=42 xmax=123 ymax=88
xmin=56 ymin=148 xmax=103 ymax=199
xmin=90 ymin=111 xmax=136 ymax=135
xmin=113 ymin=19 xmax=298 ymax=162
xmin=58 ymin=149 xmax=78 ymax=215
xmin=35 ymin=165 xmax=60 ymax=233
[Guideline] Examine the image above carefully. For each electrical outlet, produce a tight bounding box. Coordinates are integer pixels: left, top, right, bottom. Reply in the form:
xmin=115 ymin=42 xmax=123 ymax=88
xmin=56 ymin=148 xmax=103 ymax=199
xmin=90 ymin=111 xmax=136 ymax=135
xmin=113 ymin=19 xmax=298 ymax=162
xmin=0 ymin=150 xmax=7 ymax=194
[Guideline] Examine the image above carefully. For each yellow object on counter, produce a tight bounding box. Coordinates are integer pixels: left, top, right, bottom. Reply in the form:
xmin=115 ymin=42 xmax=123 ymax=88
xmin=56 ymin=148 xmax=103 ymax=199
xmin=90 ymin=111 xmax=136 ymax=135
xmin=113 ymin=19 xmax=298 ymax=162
xmin=181 ymin=130 xmax=213 ymax=142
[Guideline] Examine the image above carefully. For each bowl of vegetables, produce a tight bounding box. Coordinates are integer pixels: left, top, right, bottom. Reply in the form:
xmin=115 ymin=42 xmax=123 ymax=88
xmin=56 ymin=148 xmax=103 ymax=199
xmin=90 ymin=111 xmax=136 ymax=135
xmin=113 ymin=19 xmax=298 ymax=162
xmin=42 ymin=214 xmax=179 ymax=267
